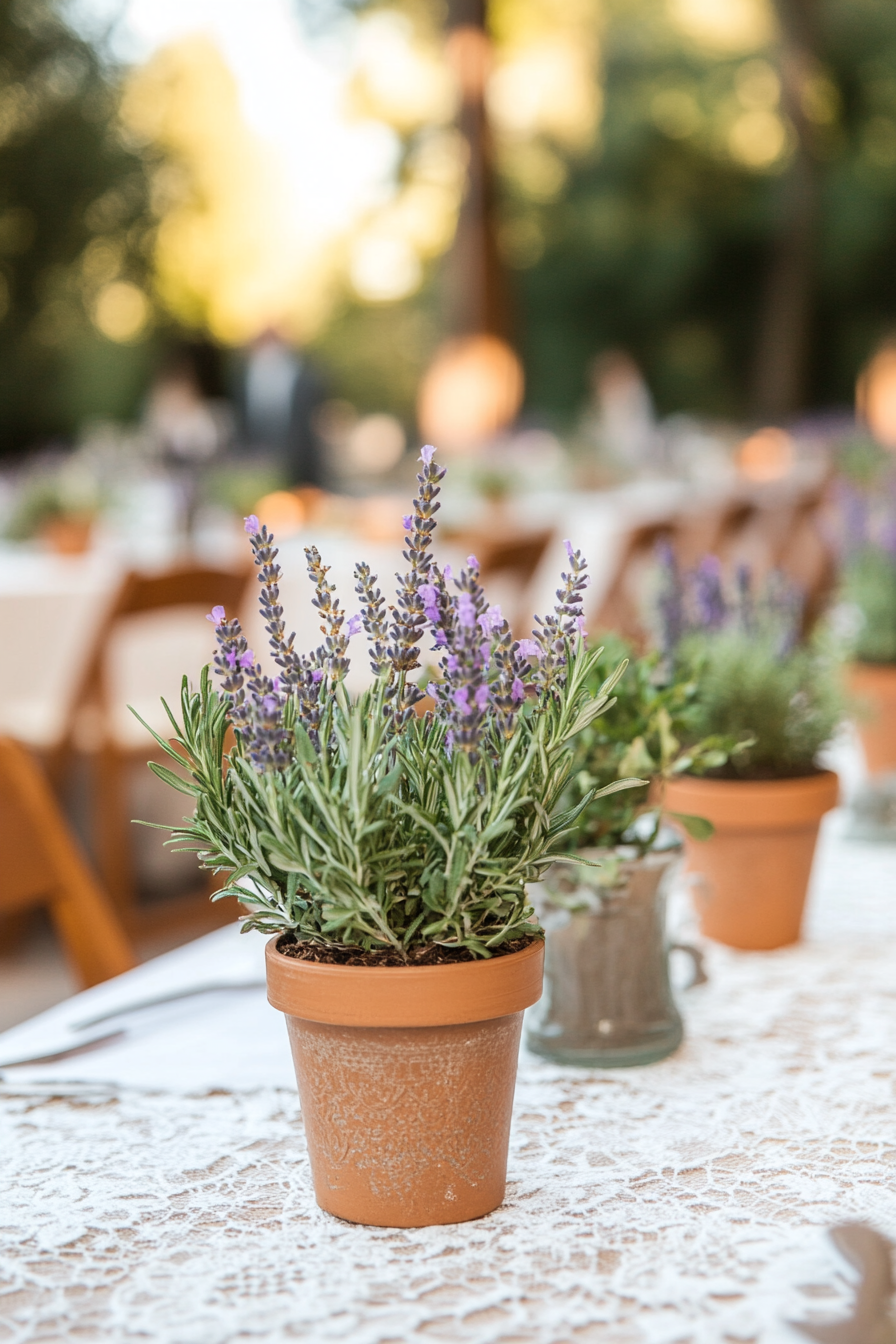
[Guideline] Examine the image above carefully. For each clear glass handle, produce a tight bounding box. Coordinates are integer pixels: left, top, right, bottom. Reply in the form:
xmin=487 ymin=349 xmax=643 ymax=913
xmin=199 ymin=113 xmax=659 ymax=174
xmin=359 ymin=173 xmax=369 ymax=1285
xmin=669 ymin=942 xmax=707 ymax=989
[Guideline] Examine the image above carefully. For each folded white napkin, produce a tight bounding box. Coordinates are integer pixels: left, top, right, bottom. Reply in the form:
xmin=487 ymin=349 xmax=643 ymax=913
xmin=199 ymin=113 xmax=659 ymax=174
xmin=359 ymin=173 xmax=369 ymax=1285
xmin=0 ymin=923 xmax=296 ymax=1094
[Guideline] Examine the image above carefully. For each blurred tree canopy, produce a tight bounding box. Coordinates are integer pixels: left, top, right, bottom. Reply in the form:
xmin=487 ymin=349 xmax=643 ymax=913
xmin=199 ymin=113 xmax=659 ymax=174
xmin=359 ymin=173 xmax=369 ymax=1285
xmin=0 ymin=0 xmax=156 ymax=457
xmin=499 ymin=0 xmax=896 ymax=422
xmin=305 ymin=0 xmax=896 ymax=427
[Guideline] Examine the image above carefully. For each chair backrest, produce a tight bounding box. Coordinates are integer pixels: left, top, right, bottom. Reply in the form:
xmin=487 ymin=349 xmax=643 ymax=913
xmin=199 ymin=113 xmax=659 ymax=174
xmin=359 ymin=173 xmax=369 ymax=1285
xmin=64 ymin=565 xmax=252 ymax=745
xmin=0 ymin=736 xmax=135 ymax=985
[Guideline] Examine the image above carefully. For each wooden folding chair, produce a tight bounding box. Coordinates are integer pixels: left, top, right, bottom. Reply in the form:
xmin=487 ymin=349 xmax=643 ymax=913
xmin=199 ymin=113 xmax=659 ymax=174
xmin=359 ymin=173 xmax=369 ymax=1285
xmin=59 ymin=565 xmax=252 ymax=920
xmin=0 ymin=736 xmax=135 ymax=987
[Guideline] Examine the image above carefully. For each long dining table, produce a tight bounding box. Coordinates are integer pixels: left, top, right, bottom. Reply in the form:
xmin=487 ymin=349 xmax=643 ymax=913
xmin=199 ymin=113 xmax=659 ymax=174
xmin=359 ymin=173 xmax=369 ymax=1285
xmin=2 ymin=784 xmax=895 ymax=1343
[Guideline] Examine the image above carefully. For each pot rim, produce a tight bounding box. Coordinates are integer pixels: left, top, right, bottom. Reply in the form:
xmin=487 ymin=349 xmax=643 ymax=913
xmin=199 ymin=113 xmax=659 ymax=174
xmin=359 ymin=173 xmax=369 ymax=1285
xmin=265 ymin=935 xmax=544 ymax=1028
xmin=664 ymin=767 xmax=839 ymax=832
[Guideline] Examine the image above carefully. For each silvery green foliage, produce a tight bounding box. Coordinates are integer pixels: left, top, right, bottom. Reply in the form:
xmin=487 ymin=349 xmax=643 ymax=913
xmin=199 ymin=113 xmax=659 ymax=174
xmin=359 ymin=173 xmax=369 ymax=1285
xmin=136 ymin=447 xmax=641 ymax=957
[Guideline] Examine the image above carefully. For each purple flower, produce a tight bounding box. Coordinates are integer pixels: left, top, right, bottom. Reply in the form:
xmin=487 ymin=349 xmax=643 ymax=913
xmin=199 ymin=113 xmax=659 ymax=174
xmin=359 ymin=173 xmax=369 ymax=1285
xmin=478 ymin=605 xmax=502 ymax=634
xmin=206 ymin=604 xmax=226 ymax=625
xmin=453 ymin=686 xmax=469 ymax=710
xmin=244 ymin=515 xmax=260 ymax=535
xmin=576 ymin=614 xmax=587 ymax=638
xmin=511 ymin=677 xmax=524 ymax=702
xmin=402 ymin=515 xmax=413 ymax=532
xmin=480 ymin=641 xmax=491 ymax=663
xmin=427 ymin=682 xmax=441 ymax=700
xmin=225 ymin=647 xmax=237 ymax=669
xmin=420 ymin=444 xmax=436 ymax=465
xmin=443 ymin=564 xmax=453 ymax=583
xmin=457 ymin=592 xmax=476 ymax=629
xmin=433 ymin=627 xmax=447 ymax=647
xmin=564 ymin=539 xmax=575 ymax=562
xmin=475 ymin=684 xmax=489 ymax=710
xmin=262 ymin=695 xmax=278 ymax=713
xmin=311 ymin=669 xmax=324 ymax=684
xmin=693 ymin=556 xmax=725 ymax=630
xmin=447 ymin=654 xmax=459 ymax=674
xmin=467 ymin=554 xmax=479 ymax=571
xmin=272 ymin=676 xmax=281 ymax=691
xmin=239 ymin=649 xmax=255 ymax=670
xmin=517 ymin=638 xmax=540 ymax=658
xmin=346 ymin=614 xmax=362 ymax=639
xmin=419 ymin=582 xmax=437 ymax=606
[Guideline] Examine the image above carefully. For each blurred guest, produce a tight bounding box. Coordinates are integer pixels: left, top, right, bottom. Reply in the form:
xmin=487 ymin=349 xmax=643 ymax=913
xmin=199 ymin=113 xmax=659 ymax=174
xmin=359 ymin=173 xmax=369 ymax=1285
xmin=146 ymin=343 xmax=230 ymax=466
xmin=145 ymin=342 xmax=232 ymax=540
xmin=241 ymin=330 xmax=327 ymax=487
xmin=582 ymin=350 xmax=661 ymax=476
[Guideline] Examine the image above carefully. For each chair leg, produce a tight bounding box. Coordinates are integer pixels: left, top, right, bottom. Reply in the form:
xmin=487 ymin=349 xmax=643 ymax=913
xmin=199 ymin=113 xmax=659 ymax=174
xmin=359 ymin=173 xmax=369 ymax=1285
xmin=0 ymin=739 xmax=135 ymax=987
xmin=94 ymin=747 xmax=138 ymax=917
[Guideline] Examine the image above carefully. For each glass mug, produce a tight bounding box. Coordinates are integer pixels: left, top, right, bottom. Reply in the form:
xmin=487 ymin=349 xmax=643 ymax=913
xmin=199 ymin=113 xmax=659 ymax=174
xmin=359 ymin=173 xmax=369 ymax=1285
xmin=525 ymin=846 xmax=705 ymax=1068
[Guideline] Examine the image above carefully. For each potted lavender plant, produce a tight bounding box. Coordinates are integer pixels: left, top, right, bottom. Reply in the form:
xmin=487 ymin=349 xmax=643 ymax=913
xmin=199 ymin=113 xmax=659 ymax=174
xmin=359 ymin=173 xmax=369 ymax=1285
xmin=138 ymin=446 xmax=641 ymax=1228
xmin=658 ymin=552 xmax=842 ymax=949
xmin=525 ymin=640 xmax=739 ymax=1067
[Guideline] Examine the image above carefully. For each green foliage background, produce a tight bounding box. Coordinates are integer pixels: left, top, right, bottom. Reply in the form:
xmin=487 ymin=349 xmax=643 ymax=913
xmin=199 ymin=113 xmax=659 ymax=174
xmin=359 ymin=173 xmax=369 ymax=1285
xmin=0 ymin=0 xmax=157 ymax=456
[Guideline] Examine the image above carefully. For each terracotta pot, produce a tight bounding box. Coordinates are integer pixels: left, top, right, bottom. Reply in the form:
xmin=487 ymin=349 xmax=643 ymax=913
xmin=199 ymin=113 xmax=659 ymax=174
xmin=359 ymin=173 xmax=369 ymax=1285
xmin=39 ymin=514 xmax=93 ymax=555
xmin=848 ymin=662 xmax=896 ymax=776
xmin=265 ymin=936 xmax=544 ymax=1228
xmin=664 ymin=771 xmax=839 ymax=950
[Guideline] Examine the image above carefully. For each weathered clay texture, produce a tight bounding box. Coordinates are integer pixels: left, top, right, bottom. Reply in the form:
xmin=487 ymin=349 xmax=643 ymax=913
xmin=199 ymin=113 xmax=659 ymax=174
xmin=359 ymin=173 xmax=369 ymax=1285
xmin=266 ymin=937 xmax=544 ymax=1226
xmin=285 ymin=1013 xmax=523 ymax=1226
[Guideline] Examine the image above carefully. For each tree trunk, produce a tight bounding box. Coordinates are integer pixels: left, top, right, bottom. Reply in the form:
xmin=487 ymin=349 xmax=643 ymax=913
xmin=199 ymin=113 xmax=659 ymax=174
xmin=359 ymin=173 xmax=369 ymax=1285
xmin=751 ymin=0 xmax=821 ymax=421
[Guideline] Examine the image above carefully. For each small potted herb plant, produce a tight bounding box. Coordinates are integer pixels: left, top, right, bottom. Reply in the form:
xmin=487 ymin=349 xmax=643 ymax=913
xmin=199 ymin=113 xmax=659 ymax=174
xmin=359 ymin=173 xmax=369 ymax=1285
xmin=831 ymin=438 xmax=896 ymax=775
xmin=139 ymin=446 xmax=641 ymax=1228
xmin=659 ymin=553 xmax=842 ymax=950
xmin=525 ymin=639 xmax=737 ymax=1067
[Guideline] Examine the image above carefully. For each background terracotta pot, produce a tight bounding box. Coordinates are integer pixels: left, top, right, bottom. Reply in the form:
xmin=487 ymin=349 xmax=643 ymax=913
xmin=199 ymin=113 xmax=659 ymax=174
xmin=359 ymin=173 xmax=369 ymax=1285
xmin=849 ymin=662 xmax=896 ymax=776
xmin=664 ymin=771 xmax=839 ymax=950
xmin=266 ymin=937 xmax=544 ymax=1228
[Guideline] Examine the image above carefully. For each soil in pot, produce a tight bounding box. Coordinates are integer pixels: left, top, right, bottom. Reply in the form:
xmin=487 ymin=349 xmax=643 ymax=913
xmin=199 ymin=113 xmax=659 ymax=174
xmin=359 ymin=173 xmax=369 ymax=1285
xmin=849 ymin=662 xmax=896 ymax=776
xmin=664 ymin=771 xmax=839 ymax=950
xmin=265 ymin=935 xmax=544 ymax=1228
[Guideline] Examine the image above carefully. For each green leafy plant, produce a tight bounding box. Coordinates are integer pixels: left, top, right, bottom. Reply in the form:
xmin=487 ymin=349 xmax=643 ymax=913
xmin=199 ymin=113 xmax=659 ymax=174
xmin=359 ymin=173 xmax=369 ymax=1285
xmin=841 ymin=547 xmax=896 ymax=664
xmin=559 ymin=637 xmax=743 ymax=859
xmin=832 ymin=446 xmax=896 ymax=665
xmin=681 ymin=629 xmax=843 ymax=780
xmin=653 ymin=548 xmax=843 ymax=780
xmin=137 ymin=447 xmax=643 ymax=959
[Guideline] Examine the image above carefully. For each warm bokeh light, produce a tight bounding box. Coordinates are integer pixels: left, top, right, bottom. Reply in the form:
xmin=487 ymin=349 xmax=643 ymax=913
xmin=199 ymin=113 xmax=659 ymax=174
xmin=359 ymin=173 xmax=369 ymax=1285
xmin=253 ymin=490 xmax=306 ymax=538
xmin=857 ymin=343 xmax=896 ymax=450
xmin=417 ymin=335 xmax=524 ymax=453
xmin=668 ymin=0 xmax=777 ymax=54
xmin=122 ymin=38 xmax=339 ymax=343
xmin=736 ymin=426 xmax=795 ymax=481
xmin=488 ymin=0 xmax=601 ymax=153
xmin=345 ymin=414 xmax=406 ymax=474
xmin=728 ymin=110 xmax=788 ymax=168
xmin=92 ymin=281 xmax=151 ymax=342
xmin=349 ymin=11 xmax=456 ymax=131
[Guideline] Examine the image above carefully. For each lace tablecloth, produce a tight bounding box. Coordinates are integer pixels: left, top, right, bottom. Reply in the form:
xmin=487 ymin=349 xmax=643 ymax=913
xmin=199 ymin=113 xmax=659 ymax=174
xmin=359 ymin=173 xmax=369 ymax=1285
xmin=2 ymin=810 xmax=895 ymax=1343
